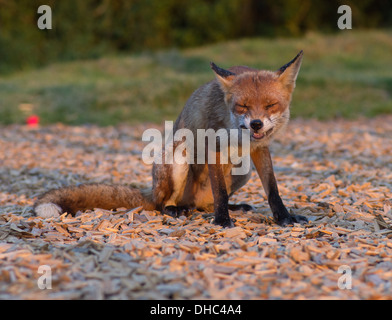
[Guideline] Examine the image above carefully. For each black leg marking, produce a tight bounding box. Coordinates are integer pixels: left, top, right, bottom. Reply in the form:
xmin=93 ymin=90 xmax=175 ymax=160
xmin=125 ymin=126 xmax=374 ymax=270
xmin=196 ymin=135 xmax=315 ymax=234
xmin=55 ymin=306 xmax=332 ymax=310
xmin=251 ymin=147 xmax=308 ymax=227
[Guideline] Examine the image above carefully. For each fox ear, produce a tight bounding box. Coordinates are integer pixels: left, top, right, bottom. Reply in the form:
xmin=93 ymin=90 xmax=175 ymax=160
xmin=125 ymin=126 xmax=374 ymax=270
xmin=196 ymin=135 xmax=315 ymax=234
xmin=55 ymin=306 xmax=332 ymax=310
xmin=210 ymin=62 xmax=236 ymax=91
xmin=276 ymin=50 xmax=303 ymax=91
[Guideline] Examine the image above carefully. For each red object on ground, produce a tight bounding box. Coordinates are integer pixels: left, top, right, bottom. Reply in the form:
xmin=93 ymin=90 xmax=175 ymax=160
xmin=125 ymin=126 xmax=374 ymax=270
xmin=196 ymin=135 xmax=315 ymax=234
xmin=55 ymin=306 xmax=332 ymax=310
xmin=26 ymin=115 xmax=40 ymax=127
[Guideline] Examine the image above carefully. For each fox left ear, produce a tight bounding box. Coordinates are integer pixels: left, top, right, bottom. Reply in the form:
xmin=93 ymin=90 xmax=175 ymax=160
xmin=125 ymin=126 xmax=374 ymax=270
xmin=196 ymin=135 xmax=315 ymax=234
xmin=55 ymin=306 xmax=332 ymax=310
xmin=276 ymin=50 xmax=303 ymax=91
xmin=210 ymin=62 xmax=236 ymax=91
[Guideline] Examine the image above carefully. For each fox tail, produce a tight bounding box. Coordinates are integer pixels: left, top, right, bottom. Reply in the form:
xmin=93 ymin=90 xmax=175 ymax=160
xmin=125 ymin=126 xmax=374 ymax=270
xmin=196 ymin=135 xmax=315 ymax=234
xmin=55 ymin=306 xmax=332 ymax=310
xmin=33 ymin=184 xmax=155 ymax=218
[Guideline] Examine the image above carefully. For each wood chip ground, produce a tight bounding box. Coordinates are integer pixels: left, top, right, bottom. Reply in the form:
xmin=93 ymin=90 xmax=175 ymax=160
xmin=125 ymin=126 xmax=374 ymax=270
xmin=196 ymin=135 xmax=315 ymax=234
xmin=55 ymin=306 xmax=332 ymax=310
xmin=0 ymin=116 xmax=392 ymax=299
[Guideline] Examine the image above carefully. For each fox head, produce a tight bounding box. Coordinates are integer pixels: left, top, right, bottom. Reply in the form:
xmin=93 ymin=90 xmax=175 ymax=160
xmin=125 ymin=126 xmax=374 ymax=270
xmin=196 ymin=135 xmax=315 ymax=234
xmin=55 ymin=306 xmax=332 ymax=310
xmin=211 ymin=51 xmax=303 ymax=145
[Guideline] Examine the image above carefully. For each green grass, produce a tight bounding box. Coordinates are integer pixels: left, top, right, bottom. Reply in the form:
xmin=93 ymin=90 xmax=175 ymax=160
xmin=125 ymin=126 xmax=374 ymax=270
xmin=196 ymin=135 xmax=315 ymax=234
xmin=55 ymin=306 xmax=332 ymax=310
xmin=0 ymin=30 xmax=391 ymax=125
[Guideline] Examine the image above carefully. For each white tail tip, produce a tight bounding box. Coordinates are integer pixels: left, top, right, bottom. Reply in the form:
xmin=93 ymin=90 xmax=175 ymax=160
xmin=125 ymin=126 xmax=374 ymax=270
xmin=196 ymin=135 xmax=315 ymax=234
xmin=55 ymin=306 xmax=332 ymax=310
xmin=35 ymin=203 xmax=62 ymax=218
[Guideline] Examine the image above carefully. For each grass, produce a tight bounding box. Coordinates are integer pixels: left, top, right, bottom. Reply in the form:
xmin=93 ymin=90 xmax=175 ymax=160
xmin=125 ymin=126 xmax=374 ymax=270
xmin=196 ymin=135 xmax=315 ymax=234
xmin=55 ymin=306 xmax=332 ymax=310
xmin=0 ymin=30 xmax=391 ymax=125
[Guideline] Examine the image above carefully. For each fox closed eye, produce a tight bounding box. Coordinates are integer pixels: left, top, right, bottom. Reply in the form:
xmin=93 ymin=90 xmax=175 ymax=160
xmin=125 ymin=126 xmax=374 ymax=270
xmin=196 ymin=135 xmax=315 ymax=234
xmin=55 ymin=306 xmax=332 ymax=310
xmin=265 ymin=103 xmax=277 ymax=110
xmin=235 ymin=104 xmax=249 ymax=114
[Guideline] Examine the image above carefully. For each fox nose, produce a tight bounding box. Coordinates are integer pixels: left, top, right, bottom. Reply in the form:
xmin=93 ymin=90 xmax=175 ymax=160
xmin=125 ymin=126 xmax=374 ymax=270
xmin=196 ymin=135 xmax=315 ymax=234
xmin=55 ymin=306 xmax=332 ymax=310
xmin=250 ymin=119 xmax=263 ymax=131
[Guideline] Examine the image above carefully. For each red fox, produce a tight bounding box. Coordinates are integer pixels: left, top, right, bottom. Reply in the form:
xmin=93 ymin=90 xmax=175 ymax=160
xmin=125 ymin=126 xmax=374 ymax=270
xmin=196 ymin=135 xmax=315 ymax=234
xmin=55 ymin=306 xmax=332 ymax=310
xmin=34 ymin=51 xmax=307 ymax=227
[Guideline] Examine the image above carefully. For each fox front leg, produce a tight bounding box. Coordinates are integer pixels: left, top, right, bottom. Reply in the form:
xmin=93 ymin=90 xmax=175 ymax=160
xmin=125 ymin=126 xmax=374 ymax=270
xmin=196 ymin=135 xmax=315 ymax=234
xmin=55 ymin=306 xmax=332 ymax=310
xmin=207 ymin=149 xmax=234 ymax=228
xmin=251 ymin=147 xmax=308 ymax=226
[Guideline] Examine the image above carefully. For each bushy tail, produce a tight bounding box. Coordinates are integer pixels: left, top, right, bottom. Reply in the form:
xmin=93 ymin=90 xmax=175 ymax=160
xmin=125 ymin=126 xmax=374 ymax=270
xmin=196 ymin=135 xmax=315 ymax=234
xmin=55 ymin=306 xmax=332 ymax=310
xmin=33 ymin=184 xmax=155 ymax=218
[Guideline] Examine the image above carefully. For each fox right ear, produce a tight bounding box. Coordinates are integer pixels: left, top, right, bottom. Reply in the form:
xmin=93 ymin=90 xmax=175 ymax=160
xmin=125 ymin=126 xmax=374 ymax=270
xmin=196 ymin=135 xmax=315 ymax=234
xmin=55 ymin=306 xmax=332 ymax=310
xmin=210 ymin=62 xmax=236 ymax=91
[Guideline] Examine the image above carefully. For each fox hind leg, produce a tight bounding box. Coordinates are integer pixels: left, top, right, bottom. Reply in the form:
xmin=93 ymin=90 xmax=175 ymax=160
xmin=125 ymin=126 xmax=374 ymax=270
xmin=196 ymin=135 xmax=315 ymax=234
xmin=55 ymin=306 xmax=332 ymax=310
xmin=153 ymin=159 xmax=190 ymax=216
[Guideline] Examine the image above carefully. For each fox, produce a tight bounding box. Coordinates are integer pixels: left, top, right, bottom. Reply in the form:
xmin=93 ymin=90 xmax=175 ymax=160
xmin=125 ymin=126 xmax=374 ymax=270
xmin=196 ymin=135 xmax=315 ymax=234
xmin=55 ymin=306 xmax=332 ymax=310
xmin=34 ymin=51 xmax=308 ymax=228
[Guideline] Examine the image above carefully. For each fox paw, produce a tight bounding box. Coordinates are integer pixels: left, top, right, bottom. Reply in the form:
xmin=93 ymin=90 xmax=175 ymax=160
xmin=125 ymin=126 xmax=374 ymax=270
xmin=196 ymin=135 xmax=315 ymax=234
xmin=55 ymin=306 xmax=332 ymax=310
xmin=163 ymin=205 xmax=192 ymax=218
xmin=276 ymin=214 xmax=308 ymax=227
xmin=213 ymin=216 xmax=235 ymax=228
xmin=228 ymin=203 xmax=255 ymax=212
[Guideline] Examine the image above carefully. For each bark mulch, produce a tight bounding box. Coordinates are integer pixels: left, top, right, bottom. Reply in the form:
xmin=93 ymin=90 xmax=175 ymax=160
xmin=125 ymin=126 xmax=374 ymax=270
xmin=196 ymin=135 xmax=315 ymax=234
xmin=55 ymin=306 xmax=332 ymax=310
xmin=0 ymin=116 xmax=391 ymax=299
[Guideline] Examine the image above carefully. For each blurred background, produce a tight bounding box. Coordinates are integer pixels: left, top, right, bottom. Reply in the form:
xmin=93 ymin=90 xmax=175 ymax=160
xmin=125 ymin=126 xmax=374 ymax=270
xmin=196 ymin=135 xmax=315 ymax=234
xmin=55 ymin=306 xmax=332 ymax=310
xmin=0 ymin=0 xmax=391 ymax=125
